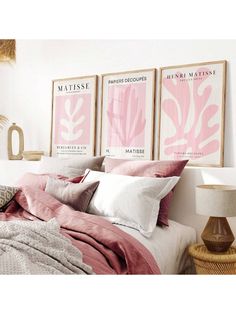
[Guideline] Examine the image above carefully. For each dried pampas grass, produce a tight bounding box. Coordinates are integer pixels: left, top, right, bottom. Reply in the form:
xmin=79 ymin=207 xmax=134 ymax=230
xmin=0 ymin=40 xmax=16 ymax=61
xmin=0 ymin=115 xmax=8 ymax=130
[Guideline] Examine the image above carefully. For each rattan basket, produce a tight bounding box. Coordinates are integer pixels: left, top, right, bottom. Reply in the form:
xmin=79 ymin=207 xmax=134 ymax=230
xmin=189 ymin=244 xmax=236 ymax=274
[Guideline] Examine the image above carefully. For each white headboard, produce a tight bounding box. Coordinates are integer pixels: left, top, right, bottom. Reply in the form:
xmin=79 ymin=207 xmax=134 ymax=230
xmin=169 ymin=166 xmax=236 ymax=241
xmin=0 ymin=160 xmax=40 ymax=186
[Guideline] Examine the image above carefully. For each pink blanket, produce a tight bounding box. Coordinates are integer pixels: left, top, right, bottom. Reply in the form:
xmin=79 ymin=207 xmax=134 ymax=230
xmin=0 ymin=187 xmax=160 ymax=274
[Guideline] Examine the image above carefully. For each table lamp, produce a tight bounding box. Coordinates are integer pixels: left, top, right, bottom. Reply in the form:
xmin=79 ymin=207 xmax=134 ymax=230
xmin=196 ymin=184 xmax=236 ymax=253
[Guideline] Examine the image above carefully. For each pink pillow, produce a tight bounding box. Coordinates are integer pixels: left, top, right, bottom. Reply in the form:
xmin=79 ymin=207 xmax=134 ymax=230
xmin=104 ymin=158 xmax=188 ymax=226
xmin=16 ymin=173 xmax=83 ymax=191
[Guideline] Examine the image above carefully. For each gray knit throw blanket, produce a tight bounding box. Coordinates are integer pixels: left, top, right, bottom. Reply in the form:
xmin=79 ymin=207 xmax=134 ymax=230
xmin=0 ymin=219 xmax=93 ymax=275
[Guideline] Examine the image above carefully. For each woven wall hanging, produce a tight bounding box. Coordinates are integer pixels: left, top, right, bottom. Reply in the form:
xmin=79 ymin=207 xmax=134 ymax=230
xmin=0 ymin=39 xmax=16 ymax=61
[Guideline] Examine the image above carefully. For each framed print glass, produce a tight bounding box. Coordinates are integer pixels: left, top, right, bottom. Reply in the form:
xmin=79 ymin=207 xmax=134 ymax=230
xmin=50 ymin=75 xmax=97 ymax=157
xmin=101 ymin=69 xmax=156 ymax=160
xmin=158 ymin=60 xmax=226 ymax=167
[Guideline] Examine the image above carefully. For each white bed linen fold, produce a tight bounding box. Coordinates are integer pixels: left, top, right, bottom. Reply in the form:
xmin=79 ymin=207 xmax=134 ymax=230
xmin=114 ymin=219 xmax=196 ymax=274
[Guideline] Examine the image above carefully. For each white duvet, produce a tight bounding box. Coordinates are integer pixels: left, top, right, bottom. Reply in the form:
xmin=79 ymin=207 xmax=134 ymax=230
xmin=114 ymin=219 xmax=196 ymax=274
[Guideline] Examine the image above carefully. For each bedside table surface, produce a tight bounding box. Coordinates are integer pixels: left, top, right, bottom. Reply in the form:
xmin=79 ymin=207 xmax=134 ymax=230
xmin=189 ymin=244 xmax=236 ymax=263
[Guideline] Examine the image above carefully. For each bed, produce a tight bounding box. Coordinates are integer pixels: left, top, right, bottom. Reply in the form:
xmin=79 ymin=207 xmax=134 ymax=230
xmin=0 ymin=156 xmax=196 ymax=275
xmin=116 ymin=220 xmax=196 ymax=274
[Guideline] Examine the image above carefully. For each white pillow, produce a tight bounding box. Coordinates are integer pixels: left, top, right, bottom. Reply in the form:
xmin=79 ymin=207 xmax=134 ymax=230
xmin=83 ymin=170 xmax=179 ymax=237
xmin=38 ymin=156 xmax=105 ymax=177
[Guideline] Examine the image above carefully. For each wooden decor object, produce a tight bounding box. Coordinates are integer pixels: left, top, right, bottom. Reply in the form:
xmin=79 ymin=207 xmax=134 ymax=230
xmin=8 ymin=123 xmax=24 ymax=160
xmin=201 ymin=217 xmax=235 ymax=252
xmin=22 ymin=151 xmax=44 ymax=161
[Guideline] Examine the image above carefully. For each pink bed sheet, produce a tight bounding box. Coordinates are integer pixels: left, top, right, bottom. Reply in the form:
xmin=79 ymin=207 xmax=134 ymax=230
xmin=0 ymin=187 xmax=160 ymax=275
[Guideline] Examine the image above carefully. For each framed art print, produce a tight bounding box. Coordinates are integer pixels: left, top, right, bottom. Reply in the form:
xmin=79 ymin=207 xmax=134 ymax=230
xmin=158 ymin=60 xmax=226 ymax=167
xmin=101 ymin=69 xmax=156 ymax=160
xmin=50 ymin=75 xmax=97 ymax=157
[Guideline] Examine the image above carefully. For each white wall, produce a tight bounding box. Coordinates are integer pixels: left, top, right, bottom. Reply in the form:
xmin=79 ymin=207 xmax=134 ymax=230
xmin=1 ymin=40 xmax=236 ymax=240
xmin=1 ymin=40 xmax=236 ymax=165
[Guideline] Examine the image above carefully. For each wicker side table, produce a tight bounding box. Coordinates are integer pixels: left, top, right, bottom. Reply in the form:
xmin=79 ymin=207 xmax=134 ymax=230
xmin=189 ymin=244 xmax=236 ymax=274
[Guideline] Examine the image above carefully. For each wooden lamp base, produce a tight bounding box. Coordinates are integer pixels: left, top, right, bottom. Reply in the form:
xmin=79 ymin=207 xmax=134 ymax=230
xmin=201 ymin=217 xmax=235 ymax=252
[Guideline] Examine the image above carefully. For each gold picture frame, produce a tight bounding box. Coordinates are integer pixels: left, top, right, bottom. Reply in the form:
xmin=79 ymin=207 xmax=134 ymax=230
xmin=158 ymin=60 xmax=227 ymax=167
xmin=50 ymin=75 xmax=98 ymax=157
xmin=100 ymin=68 xmax=156 ymax=160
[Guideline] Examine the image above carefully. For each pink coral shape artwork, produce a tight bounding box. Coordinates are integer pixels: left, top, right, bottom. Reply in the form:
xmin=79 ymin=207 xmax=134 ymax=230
xmin=54 ymin=94 xmax=91 ymax=145
xmin=107 ymin=83 xmax=146 ymax=147
xmin=101 ymin=69 xmax=155 ymax=160
xmin=159 ymin=61 xmax=226 ymax=166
